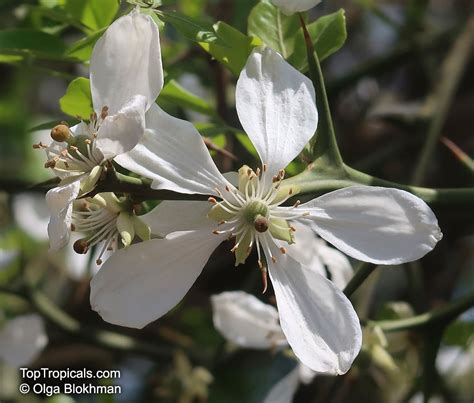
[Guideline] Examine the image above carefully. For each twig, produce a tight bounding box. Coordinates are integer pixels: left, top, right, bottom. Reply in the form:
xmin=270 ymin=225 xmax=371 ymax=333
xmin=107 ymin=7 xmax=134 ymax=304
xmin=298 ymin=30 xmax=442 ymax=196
xmin=343 ymin=262 xmax=377 ymax=297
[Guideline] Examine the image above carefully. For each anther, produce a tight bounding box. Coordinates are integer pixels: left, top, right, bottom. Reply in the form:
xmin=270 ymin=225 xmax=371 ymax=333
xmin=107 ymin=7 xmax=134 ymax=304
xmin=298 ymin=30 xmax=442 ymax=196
xmin=44 ymin=159 xmax=56 ymax=168
xmin=263 ymin=164 xmax=267 ymax=172
xmin=271 ymin=256 xmax=277 ymax=263
xmin=70 ymin=223 xmax=76 ymax=231
xmin=96 ymin=258 xmax=103 ymax=265
xmin=289 ymin=188 xmax=293 ymax=195
xmin=225 ymin=185 xmax=230 ymax=192
xmin=290 ymin=225 xmax=296 ymax=232
xmin=212 ymin=230 xmax=220 ymax=235
xmin=208 ymin=197 xmax=217 ymax=204
xmin=280 ymin=247 xmax=287 ymax=254
xmin=50 ymin=124 xmax=70 ymax=142
xmin=247 ymin=168 xmax=252 ymax=176
xmin=73 ymin=239 xmax=89 ymax=254
xmin=100 ymin=106 xmax=109 ymax=120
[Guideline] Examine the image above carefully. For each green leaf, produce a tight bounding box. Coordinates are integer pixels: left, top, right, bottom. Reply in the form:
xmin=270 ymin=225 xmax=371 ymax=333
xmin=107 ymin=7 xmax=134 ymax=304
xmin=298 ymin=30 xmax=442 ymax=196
xmin=289 ymin=9 xmax=347 ymax=71
xmin=0 ymin=29 xmax=65 ymax=58
xmin=59 ymin=77 xmax=93 ymax=119
xmin=64 ymin=0 xmax=119 ymax=32
xmin=159 ymin=79 xmax=217 ymax=117
xmin=157 ymin=10 xmax=223 ymax=44
xmin=443 ymin=320 xmax=474 ymax=348
xmin=248 ymin=0 xmax=300 ymax=59
xmin=200 ymin=22 xmax=261 ymax=76
xmin=66 ymin=28 xmax=105 ymax=61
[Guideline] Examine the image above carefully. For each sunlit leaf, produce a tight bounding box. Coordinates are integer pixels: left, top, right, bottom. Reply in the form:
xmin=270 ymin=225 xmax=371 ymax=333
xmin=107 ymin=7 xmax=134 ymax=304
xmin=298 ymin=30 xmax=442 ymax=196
xmin=59 ymin=77 xmax=93 ymax=119
xmin=64 ymin=0 xmax=119 ymax=32
xmin=200 ymin=22 xmax=261 ymax=76
xmin=66 ymin=28 xmax=105 ymax=61
xmin=248 ymin=0 xmax=300 ymax=59
xmin=0 ymin=29 xmax=66 ymax=58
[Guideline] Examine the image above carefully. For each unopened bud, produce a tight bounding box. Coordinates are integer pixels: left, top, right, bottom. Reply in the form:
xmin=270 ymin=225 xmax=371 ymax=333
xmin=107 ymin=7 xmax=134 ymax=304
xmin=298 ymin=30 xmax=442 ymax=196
xmin=73 ymin=239 xmax=89 ymax=254
xmin=254 ymin=214 xmax=269 ymax=233
xmin=51 ymin=125 xmax=70 ymax=142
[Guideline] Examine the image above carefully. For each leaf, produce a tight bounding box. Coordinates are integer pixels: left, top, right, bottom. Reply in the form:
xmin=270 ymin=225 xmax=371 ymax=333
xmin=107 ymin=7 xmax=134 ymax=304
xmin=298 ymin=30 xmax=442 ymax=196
xmin=443 ymin=320 xmax=474 ymax=349
xmin=157 ymin=10 xmax=223 ymax=44
xmin=0 ymin=29 xmax=65 ymax=58
xmin=200 ymin=22 xmax=261 ymax=76
xmin=248 ymin=0 xmax=300 ymax=59
xmin=289 ymin=9 xmax=347 ymax=71
xmin=159 ymin=80 xmax=217 ymax=117
xmin=66 ymin=28 xmax=105 ymax=61
xmin=59 ymin=77 xmax=93 ymax=119
xmin=208 ymin=350 xmax=297 ymax=403
xmin=64 ymin=0 xmax=119 ymax=32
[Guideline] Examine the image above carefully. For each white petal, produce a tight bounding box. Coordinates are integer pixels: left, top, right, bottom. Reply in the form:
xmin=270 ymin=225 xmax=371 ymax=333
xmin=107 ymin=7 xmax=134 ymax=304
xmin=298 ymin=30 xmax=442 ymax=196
xmin=271 ymin=0 xmax=321 ymax=15
xmin=96 ymin=95 xmax=147 ymax=160
xmin=115 ymin=103 xmax=232 ymax=196
xmin=90 ymin=230 xmax=225 ymax=329
xmin=299 ymin=186 xmax=443 ymax=265
xmin=268 ymin=250 xmax=362 ymax=374
xmin=236 ymin=47 xmax=318 ymax=183
xmin=211 ymin=291 xmax=287 ymax=349
xmin=263 ymin=367 xmax=300 ymax=403
xmin=316 ymin=239 xmax=353 ymax=290
xmin=90 ymin=8 xmax=163 ymax=115
xmin=46 ymin=180 xmax=81 ymax=252
xmin=142 ymin=201 xmax=213 ymax=236
xmin=0 ymin=314 xmax=48 ymax=367
xmin=12 ymin=193 xmax=49 ymax=241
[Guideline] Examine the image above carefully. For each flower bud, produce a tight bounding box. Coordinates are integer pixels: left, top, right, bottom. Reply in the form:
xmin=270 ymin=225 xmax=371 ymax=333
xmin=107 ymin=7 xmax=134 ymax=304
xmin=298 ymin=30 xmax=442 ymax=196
xmin=50 ymin=125 xmax=70 ymax=142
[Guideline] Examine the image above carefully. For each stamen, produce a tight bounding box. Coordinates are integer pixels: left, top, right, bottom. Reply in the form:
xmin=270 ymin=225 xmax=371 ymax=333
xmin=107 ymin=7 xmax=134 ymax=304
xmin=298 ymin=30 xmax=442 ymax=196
xmin=73 ymin=239 xmax=89 ymax=254
xmin=260 ymin=264 xmax=268 ymax=294
xmin=208 ymin=197 xmax=217 ymax=204
xmin=280 ymin=247 xmax=287 ymax=254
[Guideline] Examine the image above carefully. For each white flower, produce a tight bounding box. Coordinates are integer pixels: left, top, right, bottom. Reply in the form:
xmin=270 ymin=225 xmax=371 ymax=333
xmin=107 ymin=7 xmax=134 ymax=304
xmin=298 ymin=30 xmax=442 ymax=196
xmin=92 ymin=47 xmax=442 ymax=375
xmin=0 ymin=314 xmax=48 ymax=367
xmin=43 ymin=8 xmax=163 ymax=252
xmin=211 ymin=291 xmax=316 ymax=403
xmin=271 ymin=0 xmax=322 ymax=16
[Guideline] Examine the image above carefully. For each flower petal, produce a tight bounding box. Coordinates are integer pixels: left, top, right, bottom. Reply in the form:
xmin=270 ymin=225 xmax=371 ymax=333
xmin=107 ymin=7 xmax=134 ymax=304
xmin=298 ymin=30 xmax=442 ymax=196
xmin=236 ymin=47 xmax=318 ymax=182
xmin=263 ymin=367 xmax=300 ymax=403
xmin=46 ymin=180 xmax=81 ymax=252
xmin=271 ymin=0 xmax=321 ymax=15
xmin=90 ymin=230 xmax=225 ymax=328
xmin=268 ymin=250 xmax=362 ymax=374
xmin=211 ymin=291 xmax=287 ymax=349
xmin=95 ymin=95 xmax=147 ymax=160
xmin=316 ymin=239 xmax=353 ymax=290
xmin=141 ymin=201 xmax=213 ymax=236
xmin=0 ymin=314 xmax=48 ymax=367
xmin=90 ymin=8 xmax=163 ymax=115
xmin=299 ymin=186 xmax=443 ymax=264
xmin=115 ymin=103 xmax=232 ymax=196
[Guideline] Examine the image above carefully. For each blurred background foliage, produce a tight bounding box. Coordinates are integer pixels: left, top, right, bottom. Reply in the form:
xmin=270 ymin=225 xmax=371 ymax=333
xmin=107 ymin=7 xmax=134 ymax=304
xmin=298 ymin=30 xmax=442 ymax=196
xmin=0 ymin=0 xmax=473 ymax=402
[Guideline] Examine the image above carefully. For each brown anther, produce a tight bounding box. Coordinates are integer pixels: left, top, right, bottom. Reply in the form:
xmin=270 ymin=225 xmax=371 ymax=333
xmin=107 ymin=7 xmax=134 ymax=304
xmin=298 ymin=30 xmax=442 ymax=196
xmin=208 ymin=197 xmax=217 ymax=204
xmin=70 ymin=223 xmax=76 ymax=232
xmin=96 ymin=258 xmax=103 ymax=265
xmin=44 ymin=159 xmax=56 ymax=169
xmin=263 ymin=164 xmax=267 ymax=172
xmin=271 ymin=256 xmax=277 ymax=263
xmin=212 ymin=230 xmax=220 ymax=235
xmin=290 ymin=225 xmax=296 ymax=232
xmin=32 ymin=143 xmax=46 ymax=149
xmin=73 ymin=239 xmax=89 ymax=254
xmin=289 ymin=188 xmax=293 ymax=195
xmin=280 ymin=247 xmax=287 ymax=254
xmin=218 ymin=220 xmax=226 ymax=226
xmin=90 ymin=112 xmax=98 ymax=122
xmin=225 ymin=185 xmax=230 ymax=192
xmin=247 ymin=168 xmax=252 ymax=176
xmin=84 ymin=139 xmax=92 ymax=145
xmin=100 ymin=106 xmax=109 ymax=120
xmin=254 ymin=215 xmax=269 ymax=233
xmin=51 ymin=124 xmax=70 ymax=142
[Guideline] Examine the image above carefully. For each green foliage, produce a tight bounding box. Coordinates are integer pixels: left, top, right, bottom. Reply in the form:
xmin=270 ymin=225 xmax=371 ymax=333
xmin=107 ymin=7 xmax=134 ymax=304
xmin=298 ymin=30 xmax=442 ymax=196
xmin=59 ymin=77 xmax=93 ymax=119
xmin=248 ymin=0 xmax=301 ymax=59
xmin=200 ymin=22 xmax=261 ymax=76
xmin=157 ymin=10 xmax=223 ymax=44
xmin=0 ymin=29 xmax=65 ymax=60
xmin=65 ymin=28 xmax=106 ymax=61
xmin=443 ymin=320 xmax=474 ymax=349
xmin=289 ymin=9 xmax=347 ymax=71
xmin=64 ymin=0 xmax=119 ymax=32
xmin=159 ymin=79 xmax=217 ymax=117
